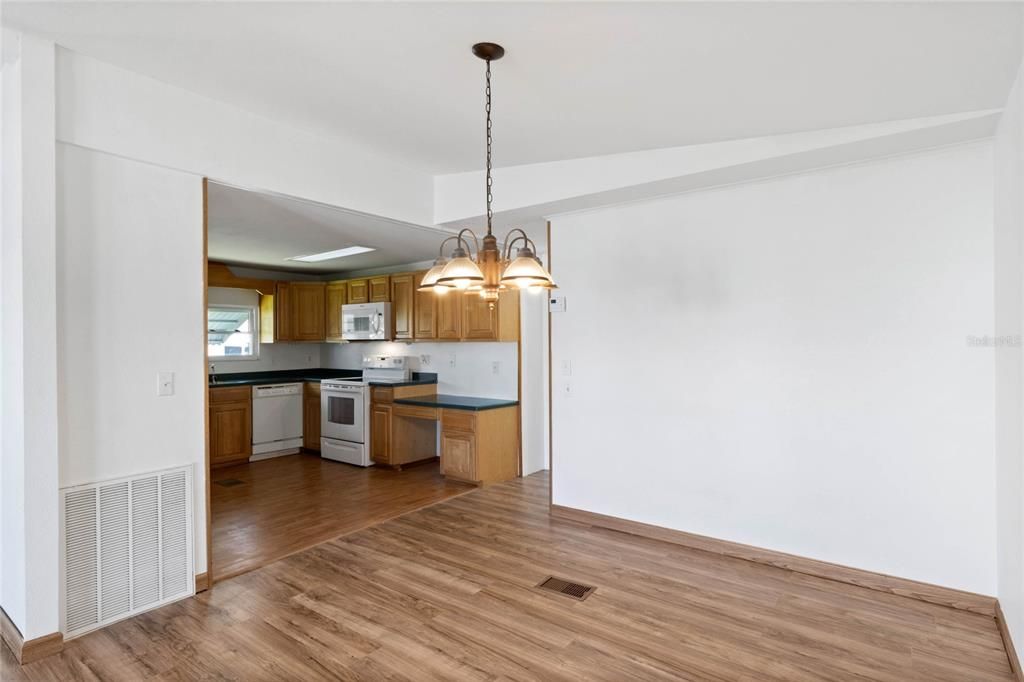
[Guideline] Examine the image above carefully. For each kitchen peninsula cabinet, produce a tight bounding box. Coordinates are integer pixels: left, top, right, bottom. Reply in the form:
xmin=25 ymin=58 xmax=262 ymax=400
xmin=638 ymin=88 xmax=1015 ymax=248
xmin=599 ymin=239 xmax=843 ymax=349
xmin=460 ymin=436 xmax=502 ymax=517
xmin=370 ymin=384 xmax=437 ymax=468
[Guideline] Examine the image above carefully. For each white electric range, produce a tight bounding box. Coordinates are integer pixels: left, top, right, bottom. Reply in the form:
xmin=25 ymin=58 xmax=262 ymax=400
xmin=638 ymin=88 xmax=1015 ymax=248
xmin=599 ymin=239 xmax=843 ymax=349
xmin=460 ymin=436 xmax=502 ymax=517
xmin=319 ymin=356 xmax=411 ymax=466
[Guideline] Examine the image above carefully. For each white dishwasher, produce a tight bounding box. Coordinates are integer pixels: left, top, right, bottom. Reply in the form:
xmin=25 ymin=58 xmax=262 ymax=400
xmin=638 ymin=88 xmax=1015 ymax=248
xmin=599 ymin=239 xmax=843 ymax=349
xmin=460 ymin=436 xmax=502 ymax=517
xmin=251 ymin=383 xmax=304 ymax=459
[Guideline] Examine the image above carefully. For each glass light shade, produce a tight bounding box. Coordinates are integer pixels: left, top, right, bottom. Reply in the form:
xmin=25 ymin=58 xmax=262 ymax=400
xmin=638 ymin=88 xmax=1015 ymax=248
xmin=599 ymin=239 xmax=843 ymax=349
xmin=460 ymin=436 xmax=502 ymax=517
xmin=417 ymin=258 xmax=449 ymax=291
xmin=437 ymin=255 xmax=485 ymax=290
xmin=500 ymin=250 xmax=555 ymax=289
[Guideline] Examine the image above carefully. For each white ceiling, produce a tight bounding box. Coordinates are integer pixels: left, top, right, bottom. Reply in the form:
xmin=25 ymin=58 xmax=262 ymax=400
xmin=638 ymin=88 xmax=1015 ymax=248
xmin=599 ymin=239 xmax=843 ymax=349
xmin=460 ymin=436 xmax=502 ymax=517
xmin=207 ymin=182 xmax=447 ymax=273
xmin=5 ymin=2 xmax=1021 ymax=174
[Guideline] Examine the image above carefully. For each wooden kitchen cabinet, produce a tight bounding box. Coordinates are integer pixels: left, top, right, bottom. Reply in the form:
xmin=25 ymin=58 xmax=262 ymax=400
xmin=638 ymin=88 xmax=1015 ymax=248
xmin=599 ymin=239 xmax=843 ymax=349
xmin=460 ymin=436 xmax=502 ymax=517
xmin=347 ymin=279 xmax=368 ymax=304
xmin=325 ymin=282 xmax=346 ymax=342
xmin=414 ymin=271 xmax=437 ymax=339
xmin=370 ymin=403 xmax=392 ymax=465
xmin=390 ymin=273 xmax=414 ymax=340
xmin=303 ymin=382 xmax=321 ymax=452
xmin=437 ymin=290 xmax=462 ymax=339
xmin=440 ymin=430 xmax=476 ymax=481
xmin=462 ymin=289 xmax=520 ymax=341
xmin=439 ymin=406 xmax=518 ymax=485
xmin=274 ymin=282 xmax=294 ymax=341
xmin=291 ymin=282 xmax=326 ymax=341
xmin=209 ymin=386 xmax=252 ymax=468
xmin=368 ymin=276 xmax=390 ymax=303
xmin=370 ymin=384 xmax=437 ymax=468
xmin=462 ymin=294 xmax=497 ymax=340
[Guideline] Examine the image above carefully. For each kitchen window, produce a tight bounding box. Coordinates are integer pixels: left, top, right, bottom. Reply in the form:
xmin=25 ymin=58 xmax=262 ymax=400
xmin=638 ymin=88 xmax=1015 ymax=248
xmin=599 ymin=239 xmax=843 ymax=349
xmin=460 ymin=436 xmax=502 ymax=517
xmin=207 ymin=304 xmax=259 ymax=360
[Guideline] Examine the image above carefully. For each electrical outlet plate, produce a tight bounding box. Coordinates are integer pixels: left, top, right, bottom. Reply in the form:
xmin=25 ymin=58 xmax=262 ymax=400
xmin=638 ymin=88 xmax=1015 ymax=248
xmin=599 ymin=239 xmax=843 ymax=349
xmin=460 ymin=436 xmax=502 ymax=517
xmin=549 ymin=293 xmax=566 ymax=313
xmin=158 ymin=372 xmax=175 ymax=396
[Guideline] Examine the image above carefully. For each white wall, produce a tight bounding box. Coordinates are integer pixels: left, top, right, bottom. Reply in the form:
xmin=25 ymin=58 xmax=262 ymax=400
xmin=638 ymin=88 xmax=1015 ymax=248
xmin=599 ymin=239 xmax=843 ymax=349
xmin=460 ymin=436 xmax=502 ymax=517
xmin=56 ymin=48 xmax=432 ymax=226
xmin=206 ymin=287 xmax=319 ymax=375
xmin=322 ymin=341 xmax=518 ymax=400
xmin=994 ymin=54 xmax=1024 ymax=664
xmin=57 ymin=143 xmax=207 ymax=574
xmin=551 ymin=143 xmax=997 ymax=594
xmin=1 ymin=29 xmax=61 ymax=640
xmin=520 ymin=256 xmax=551 ymax=475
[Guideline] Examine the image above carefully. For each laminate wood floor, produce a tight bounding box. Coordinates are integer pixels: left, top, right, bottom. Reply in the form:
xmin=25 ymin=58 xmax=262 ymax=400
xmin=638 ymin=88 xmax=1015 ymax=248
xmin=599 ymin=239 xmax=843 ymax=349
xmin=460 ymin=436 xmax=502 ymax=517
xmin=3 ymin=472 xmax=1014 ymax=681
xmin=211 ymin=453 xmax=474 ymax=581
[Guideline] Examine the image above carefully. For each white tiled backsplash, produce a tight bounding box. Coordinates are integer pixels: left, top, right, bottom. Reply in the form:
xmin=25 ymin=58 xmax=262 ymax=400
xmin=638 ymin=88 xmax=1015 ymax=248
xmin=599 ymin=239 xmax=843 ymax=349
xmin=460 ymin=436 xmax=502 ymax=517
xmin=321 ymin=341 xmax=518 ymax=400
xmin=210 ymin=342 xmax=320 ymax=374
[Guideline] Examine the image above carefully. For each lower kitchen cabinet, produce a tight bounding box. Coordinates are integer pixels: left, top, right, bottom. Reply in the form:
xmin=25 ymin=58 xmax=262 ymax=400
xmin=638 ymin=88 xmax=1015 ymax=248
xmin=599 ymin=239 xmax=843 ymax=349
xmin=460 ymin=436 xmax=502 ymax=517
xmin=439 ymin=406 xmax=518 ymax=485
xmin=209 ymin=386 xmax=252 ymax=468
xmin=303 ymin=382 xmax=321 ymax=451
xmin=370 ymin=384 xmax=437 ymax=467
xmin=440 ymin=430 xmax=476 ymax=481
xmin=371 ymin=403 xmax=392 ymax=465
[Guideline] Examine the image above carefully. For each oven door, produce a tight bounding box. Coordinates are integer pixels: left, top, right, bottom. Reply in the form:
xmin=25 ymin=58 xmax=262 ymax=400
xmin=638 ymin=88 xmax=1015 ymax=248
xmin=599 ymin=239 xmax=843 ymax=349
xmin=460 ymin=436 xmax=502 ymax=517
xmin=321 ymin=386 xmax=365 ymax=443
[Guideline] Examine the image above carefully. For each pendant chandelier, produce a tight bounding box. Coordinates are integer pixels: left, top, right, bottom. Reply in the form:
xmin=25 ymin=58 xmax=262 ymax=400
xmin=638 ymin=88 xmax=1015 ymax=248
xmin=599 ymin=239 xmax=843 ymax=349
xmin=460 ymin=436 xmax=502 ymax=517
xmin=418 ymin=42 xmax=556 ymax=302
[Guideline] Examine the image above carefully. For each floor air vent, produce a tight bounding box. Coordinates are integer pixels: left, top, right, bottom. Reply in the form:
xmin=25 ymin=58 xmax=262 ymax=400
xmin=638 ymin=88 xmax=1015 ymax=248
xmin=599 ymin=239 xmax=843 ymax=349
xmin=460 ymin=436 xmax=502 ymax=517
xmin=214 ymin=478 xmax=245 ymax=487
xmin=537 ymin=576 xmax=597 ymax=601
xmin=62 ymin=465 xmax=194 ymax=639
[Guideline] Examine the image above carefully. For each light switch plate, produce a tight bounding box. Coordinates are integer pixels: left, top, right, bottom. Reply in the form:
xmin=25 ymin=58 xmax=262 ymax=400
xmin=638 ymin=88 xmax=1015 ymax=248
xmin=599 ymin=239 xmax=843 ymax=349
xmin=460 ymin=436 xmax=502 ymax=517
xmin=158 ymin=372 xmax=175 ymax=396
xmin=549 ymin=293 xmax=566 ymax=313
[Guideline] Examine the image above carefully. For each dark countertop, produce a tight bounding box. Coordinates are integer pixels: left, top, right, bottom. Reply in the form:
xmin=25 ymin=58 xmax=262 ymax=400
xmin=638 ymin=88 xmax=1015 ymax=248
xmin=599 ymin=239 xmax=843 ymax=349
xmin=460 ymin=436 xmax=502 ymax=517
xmin=393 ymin=394 xmax=519 ymax=412
xmin=368 ymin=375 xmax=438 ymax=388
xmin=208 ymin=368 xmax=437 ymax=388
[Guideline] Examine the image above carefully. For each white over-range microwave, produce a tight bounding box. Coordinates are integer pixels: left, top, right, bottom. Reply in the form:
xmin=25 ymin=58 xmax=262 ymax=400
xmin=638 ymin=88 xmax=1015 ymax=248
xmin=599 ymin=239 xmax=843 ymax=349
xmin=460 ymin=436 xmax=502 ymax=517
xmin=342 ymin=302 xmax=392 ymax=341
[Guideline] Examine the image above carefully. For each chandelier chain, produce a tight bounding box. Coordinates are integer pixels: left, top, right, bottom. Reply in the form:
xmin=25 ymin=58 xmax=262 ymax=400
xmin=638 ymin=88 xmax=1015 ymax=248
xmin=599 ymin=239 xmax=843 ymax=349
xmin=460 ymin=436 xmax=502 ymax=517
xmin=485 ymin=58 xmax=493 ymax=236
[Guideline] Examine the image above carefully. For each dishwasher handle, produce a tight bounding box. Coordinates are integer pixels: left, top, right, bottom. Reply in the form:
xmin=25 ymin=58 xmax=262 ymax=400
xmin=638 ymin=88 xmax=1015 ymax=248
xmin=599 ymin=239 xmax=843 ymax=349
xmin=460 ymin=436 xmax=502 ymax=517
xmin=252 ymin=383 xmax=303 ymax=398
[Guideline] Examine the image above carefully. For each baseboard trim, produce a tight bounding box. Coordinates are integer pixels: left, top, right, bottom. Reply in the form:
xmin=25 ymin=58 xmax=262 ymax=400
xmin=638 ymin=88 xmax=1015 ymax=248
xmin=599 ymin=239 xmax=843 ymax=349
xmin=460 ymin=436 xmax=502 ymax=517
xmin=550 ymin=504 xmax=996 ymax=616
xmin=997 ymin=602 xmax=1024 ymax=681
xmin=1 ymin=606 xmax=64 ymax=665
xmin=195 ymin=572 xmax=210 ymax=594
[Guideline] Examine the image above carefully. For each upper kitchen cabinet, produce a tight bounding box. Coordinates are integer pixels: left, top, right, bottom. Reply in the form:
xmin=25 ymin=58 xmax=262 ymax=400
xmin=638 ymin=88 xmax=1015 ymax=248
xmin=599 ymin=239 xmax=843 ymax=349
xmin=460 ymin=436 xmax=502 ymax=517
xmin=391 ymin=273 xmax=414 ymax=340
xmin=347 ymin=278 xmax=369 ymax=304
xmin=462 ymin=289 xmax=520 ymax=342
xmin=413 ymin=271 xmax=437 ymax=339
xmin=274 ymin=282 xmax=295 ymax=341
xmin=368 ymin=276 xmax=391 ymax=303
xmin=272 ymin=281 xmax=326 ymax=342
xmin=437 ymin=290 xmax=462 ymax=339
xmin=325 ymin=282 xmax=346 ymax=342
xmin=259 ymin=292 xmax=275 ymax=344
xmin=291 ymin=282 xmax=326 ymax=341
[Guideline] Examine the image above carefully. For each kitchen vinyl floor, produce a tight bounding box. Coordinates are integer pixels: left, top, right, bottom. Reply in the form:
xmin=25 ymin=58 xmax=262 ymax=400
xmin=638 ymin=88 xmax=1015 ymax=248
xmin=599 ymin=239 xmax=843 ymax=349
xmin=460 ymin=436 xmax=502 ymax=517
xmin=211 ymin=453 xmax=474 ymax=581
xmin=3 ymin=471 xmax=1014 ymax=681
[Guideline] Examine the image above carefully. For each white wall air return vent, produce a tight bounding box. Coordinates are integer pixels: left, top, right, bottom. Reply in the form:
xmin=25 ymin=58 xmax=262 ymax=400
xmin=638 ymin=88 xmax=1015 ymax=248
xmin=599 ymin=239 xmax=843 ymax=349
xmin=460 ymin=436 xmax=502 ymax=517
xmin=62 ymin=465 xmax=194 ymax=639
